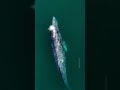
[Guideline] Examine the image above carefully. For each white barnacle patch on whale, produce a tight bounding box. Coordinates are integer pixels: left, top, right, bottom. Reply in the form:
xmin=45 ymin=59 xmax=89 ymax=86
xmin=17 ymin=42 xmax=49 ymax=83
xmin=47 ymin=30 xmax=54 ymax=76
xmin=48 ymin=25 xmax=55 ymax=31
xmin=48 ymin=25 xmax=56 ymax=38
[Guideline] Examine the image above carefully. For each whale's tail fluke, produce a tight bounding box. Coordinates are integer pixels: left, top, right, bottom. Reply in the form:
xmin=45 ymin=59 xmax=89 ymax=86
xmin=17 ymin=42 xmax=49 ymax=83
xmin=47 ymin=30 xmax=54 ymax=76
xmin=62 ymin=72 xmax=70 ymax=90
xmin=66 ymin=83 xmax=71 ymax=90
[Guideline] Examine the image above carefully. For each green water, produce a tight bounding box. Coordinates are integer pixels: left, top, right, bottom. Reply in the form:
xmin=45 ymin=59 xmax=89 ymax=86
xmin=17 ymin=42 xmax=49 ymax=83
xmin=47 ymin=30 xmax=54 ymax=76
xmin=35 ymin=0 xmax=85 ymax=90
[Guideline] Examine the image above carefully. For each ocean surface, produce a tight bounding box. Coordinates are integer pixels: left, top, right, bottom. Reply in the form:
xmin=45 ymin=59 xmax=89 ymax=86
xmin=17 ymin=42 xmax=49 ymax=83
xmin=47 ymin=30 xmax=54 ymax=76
xmin=35 ymin=0 xmax=85 ymax=90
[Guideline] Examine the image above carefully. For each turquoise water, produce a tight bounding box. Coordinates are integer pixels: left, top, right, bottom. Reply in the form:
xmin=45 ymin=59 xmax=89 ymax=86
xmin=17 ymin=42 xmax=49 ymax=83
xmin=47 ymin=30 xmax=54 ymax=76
xmin=35 ymin=0 xmax=85 ymax=90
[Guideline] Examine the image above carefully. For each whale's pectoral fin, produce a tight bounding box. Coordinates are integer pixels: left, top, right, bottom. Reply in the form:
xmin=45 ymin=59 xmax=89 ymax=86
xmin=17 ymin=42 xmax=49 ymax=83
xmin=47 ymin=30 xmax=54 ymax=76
xmin=62 ymin=41 xmax=67 ymax=52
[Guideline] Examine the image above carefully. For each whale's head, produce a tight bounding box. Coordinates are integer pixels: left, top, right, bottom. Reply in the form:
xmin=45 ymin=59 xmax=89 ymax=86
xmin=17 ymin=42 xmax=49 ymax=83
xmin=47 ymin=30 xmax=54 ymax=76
xmin=48 ymin=16 xmax=58 ymax=38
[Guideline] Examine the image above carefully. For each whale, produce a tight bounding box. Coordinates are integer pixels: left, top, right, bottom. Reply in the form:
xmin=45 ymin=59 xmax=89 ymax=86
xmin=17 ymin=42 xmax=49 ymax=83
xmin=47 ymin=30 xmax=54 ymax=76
xmin=48 ymin=16 xmax=70 ymax=90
